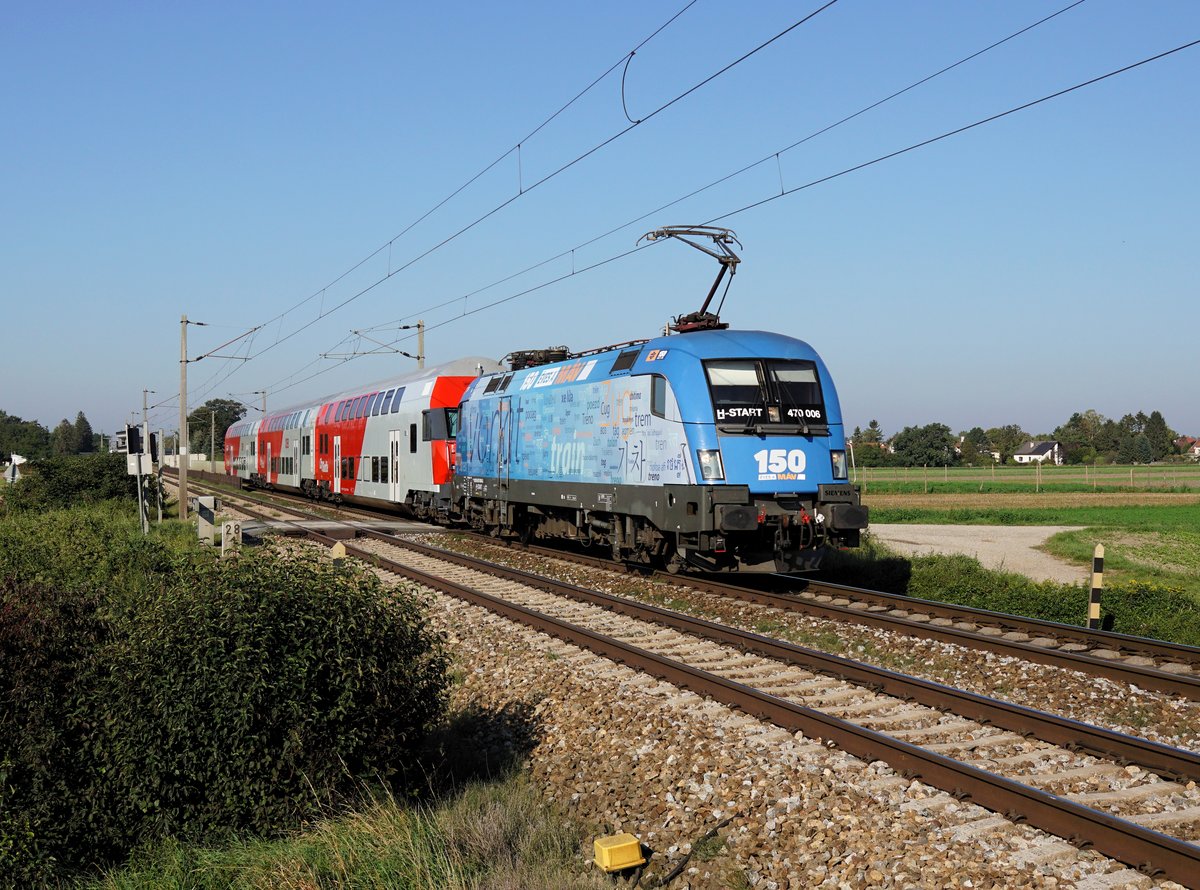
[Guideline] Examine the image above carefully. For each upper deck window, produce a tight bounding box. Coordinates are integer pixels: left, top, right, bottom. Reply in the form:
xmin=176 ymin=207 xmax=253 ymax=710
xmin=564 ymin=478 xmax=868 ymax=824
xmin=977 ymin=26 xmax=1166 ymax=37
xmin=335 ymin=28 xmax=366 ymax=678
xmin=704 ymin=359 xmax=827 ymax=432
xmin=380 ymin=389 xmax=396 ymax=414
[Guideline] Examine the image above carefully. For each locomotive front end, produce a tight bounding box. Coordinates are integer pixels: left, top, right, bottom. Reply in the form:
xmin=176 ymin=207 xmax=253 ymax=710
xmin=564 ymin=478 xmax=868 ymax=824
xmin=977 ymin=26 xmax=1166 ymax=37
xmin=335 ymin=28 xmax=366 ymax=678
xmin=668 ymin=331 xmax=869 ymax=573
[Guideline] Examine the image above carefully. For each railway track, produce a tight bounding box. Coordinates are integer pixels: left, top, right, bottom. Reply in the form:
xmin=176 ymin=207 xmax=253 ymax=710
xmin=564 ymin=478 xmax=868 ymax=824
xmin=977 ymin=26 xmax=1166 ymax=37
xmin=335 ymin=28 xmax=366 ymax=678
xmin=346 ymin=533 xmax=1200 ymax=886
xmin=173 ymin=469 xmax=1200 ymax=699
xmin=187 ymin=478 xmax=1200 ymax=884
xmin=470 ymin=535 xmax=1200 ymax=701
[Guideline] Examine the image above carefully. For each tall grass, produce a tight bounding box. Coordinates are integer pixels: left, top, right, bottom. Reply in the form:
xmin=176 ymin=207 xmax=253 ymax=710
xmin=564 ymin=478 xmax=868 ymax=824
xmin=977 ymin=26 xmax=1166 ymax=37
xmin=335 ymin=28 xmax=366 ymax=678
xmin=88 ymin=776 xmax=607 ymax=890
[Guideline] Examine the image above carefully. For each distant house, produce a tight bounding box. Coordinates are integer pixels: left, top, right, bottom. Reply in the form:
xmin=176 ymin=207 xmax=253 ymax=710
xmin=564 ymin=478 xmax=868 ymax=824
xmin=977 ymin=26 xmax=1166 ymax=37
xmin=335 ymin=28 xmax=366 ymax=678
xmin=1190 ymin=441 xmax=1200 ymax=462
xmin=1012 ymin=440 xmax=1063 ymax=465
xmin=1177 ymin=436 xmax=1198 ymax=454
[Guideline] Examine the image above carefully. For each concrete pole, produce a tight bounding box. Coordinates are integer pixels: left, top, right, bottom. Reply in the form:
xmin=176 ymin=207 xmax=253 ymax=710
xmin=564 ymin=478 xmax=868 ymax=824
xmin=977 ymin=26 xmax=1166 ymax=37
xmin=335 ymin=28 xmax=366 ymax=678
xmin=180 ymin=314 xmax=189 ymax=520
xmin=210 ymin=410 xmax=215 ymax=474
xmin=418 ymin=320 xmax=425 ymax=369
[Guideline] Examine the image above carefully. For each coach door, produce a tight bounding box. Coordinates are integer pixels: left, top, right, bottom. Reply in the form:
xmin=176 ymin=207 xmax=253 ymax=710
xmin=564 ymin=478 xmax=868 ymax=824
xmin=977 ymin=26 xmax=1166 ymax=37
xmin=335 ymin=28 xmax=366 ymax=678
xmin=266 ymin=443 xmax=272 ymax=482
xmin=389 ymin=429 xmax=403 ymax=503
xmin=496 ymin=396 xmax=512 ymax=493
xmin=292 ymin=443 xmax=299 ymax=481
xmin=333 ymin=436 xmax=342 ymax=495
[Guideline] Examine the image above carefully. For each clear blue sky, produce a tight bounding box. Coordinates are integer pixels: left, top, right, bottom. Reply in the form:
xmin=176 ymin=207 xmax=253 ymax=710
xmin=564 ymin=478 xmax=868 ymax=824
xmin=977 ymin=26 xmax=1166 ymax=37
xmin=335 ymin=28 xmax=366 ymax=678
xmin=3 ymin=1 xmax=1197 ymax=445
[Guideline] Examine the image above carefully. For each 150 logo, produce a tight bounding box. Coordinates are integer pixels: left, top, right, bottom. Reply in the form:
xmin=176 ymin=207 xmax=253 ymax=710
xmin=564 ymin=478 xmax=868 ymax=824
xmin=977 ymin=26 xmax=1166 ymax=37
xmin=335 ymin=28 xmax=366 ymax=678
xmin=754 ymin=448 xmax=806 ymax=480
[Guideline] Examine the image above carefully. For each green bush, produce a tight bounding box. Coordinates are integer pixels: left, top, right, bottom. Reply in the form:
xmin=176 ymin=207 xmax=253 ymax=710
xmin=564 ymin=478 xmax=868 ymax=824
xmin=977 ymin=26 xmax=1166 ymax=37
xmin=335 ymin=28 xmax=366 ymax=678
xmin=1 ymin=452 xmax=136 ymax=514
xmin=95 ymin=551 xmax=451 ymax=849
xmin=0 ymin=577 xmax=110 ymax=885
xmin=0 ymin=507 xmax=450 ymax=884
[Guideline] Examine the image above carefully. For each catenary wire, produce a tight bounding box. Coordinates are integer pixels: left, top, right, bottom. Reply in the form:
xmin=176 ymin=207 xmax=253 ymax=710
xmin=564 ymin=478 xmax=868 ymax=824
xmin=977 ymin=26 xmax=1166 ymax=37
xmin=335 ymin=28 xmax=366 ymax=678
xmin=354 ymin=0 xmax=1093 ymax=339
xmin=222 ymin=1 xmax=705 ymax=351
xmin=280 ymin=34 xmax=1200 ymax=398
xmin=219 ymin=2 xmax=842 ymax=373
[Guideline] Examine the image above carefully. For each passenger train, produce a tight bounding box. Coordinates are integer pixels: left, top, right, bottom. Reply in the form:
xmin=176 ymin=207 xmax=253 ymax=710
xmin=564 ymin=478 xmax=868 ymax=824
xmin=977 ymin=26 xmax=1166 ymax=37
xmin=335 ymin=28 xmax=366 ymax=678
xmin=224 ymin=330 xmax=868 ymax=572
xmin=224 ymin=227 xmax=868 ymax=572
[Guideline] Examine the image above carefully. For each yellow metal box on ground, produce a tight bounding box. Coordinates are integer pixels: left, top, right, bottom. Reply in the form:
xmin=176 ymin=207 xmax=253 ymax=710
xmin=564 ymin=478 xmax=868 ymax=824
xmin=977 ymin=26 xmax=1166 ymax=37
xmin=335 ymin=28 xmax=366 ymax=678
xmin=593 ymin=833 xmax=646 ymax=872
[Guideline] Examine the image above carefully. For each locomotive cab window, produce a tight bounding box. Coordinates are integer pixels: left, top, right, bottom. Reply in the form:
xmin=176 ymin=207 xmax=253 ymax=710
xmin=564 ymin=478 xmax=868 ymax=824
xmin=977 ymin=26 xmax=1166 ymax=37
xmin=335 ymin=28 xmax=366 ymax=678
xmin=651 ymin=375 xmax=667 ymax=418
xmin=421 ymin=408 xmax=459 ymax=441
xmin=705 ymin=359 xmax=827 ymax=433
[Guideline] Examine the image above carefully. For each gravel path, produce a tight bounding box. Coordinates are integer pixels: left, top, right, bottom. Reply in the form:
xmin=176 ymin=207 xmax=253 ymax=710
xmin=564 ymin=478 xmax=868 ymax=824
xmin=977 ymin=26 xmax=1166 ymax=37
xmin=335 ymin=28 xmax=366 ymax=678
xmin=869 ymin=524 xmax=1085 ymax=584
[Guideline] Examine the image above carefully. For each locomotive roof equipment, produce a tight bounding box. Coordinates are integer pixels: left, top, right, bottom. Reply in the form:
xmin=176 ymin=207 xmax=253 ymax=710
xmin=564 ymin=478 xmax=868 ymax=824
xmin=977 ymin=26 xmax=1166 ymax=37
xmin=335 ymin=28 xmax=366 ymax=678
xmin=639 ymin=225 xmax=742 ymax=334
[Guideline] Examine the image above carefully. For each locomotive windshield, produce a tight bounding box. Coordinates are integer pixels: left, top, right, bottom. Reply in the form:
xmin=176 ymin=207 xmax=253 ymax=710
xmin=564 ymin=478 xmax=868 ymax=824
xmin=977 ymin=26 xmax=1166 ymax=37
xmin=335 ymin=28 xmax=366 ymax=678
xmin=705 ymin=359 xmax=826 ymax=432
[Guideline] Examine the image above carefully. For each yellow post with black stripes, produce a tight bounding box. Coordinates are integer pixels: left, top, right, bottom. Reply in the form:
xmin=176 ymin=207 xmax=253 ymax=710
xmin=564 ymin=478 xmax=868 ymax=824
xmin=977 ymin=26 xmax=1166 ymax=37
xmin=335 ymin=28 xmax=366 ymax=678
xmin=1088 ymin=544 xmax=1104 ymax=630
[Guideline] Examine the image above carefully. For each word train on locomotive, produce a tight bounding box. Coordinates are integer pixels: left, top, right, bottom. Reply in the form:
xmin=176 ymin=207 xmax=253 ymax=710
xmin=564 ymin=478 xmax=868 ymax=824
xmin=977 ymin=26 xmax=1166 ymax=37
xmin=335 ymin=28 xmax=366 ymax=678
xmin=225 ymin=227 xmax=868 ymax=572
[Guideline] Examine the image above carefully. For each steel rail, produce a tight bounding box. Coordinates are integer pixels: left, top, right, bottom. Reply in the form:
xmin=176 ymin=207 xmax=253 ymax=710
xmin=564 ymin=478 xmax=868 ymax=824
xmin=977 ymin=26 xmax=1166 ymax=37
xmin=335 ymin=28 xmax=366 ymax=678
xmin=505 ymin=535 xmax=1200 ymax=662
xmin=326 ymin=531 xmax=1200 ymax=889
xmin=176 ymin=466 xmax=1197 ymax=666
xmin=788 ymin=576 xmax=1200 ymax=663
xmin=363 ymin=533 xmax=1200 ymax=784
xmin=185 ymin=466 xmax=1200 ymax=698
xmin=482 ymin=536 xmax=1200 ymax=700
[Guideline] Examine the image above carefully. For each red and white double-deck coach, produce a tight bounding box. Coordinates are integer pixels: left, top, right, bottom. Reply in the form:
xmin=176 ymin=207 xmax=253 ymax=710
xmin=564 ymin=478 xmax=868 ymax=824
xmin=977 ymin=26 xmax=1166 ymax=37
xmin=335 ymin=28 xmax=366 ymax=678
xmin=224 ymin=357 xmax=502 ymax=515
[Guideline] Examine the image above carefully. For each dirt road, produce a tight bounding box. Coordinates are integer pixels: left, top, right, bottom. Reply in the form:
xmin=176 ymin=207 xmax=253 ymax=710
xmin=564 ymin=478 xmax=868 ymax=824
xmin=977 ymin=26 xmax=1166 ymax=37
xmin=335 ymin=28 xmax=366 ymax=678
xmin=868 ymin=524 xmax=1086 ymax=584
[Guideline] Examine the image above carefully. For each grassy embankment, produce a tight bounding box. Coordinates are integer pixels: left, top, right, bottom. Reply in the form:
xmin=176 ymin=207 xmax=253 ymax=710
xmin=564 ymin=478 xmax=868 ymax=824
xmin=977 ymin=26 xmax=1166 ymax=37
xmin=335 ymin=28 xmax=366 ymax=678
xmin=839 ymin=487 xmax=1200 ymax=644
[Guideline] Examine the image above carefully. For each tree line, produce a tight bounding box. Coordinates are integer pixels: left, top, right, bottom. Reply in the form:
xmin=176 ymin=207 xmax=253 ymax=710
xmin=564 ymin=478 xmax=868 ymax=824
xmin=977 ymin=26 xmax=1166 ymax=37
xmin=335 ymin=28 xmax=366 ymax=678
xmin=850 ymin=408 xmax=1185 ymax=467
xmin=3 ymin=399 xmax=249 ymax=465
xmin=1 ymin=410 xmax=98 ymax=461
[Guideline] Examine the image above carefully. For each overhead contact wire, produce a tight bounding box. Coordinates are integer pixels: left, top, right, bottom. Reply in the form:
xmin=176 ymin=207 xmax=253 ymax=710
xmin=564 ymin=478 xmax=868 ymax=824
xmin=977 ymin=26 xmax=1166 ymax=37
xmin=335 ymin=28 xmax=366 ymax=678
xmin=704 ymin=37 xmax=1200 ymax=226
xmin=364 ymin=0 xmax=1088 ymax=336
xmin=236 ymin=0 xmax=704 ymax=345
xmin=236 ymin=2 xmax=840 ymax=371
xmin=342 ymin=35 xmax=1200 ymax=380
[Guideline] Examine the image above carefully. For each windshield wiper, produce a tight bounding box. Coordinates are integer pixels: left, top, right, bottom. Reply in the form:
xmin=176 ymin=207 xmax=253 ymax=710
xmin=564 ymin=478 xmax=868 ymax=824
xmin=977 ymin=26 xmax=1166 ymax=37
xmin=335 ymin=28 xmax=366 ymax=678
xmin=770 ymin=366 xmax=809 ymax=435
xmin=743 ymin=364 xmax=771 ymax=433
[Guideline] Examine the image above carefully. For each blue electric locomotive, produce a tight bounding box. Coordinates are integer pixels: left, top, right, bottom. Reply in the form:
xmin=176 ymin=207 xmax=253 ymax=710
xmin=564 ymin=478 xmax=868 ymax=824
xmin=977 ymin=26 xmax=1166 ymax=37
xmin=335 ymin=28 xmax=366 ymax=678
xmin=454 ymin=326 xmax=868 ymax=572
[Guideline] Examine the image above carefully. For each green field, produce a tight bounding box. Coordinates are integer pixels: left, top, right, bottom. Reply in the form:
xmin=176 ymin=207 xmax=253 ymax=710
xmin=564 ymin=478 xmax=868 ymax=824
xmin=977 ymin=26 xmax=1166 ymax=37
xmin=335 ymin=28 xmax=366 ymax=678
xmin=863 ymin=492 xmax=1200 ymax=610
xmin=854 ymin=462 xmax=1200 ymax=492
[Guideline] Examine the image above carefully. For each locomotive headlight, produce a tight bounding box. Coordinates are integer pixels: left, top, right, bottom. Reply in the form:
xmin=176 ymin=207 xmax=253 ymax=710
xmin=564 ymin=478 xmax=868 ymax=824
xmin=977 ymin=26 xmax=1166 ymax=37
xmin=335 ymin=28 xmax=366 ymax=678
xmin=697 ymin=449 xmax=725 ymax=481
xmin=830 ymin=450 xmax=848 ymax=480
